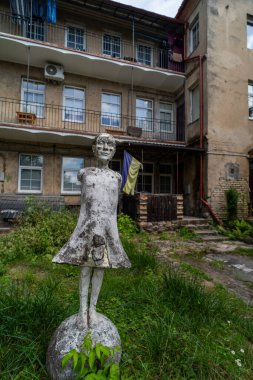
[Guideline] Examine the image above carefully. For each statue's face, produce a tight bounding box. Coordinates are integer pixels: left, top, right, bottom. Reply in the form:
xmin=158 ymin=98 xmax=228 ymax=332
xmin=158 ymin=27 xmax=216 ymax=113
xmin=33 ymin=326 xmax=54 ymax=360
xmin=93 ymin=135 xmax=116 ymax=164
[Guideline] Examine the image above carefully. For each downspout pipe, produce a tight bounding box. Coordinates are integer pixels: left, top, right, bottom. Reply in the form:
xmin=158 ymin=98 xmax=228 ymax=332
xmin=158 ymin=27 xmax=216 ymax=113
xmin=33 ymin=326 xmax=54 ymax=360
xmin=184 ymin=54 xmax=222 ymax=225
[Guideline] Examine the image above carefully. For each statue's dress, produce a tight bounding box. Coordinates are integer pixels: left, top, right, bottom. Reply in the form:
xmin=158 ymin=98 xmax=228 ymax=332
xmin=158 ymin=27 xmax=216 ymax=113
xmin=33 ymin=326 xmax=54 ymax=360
xmin=53 ymin=167 xmax=131 ymax=268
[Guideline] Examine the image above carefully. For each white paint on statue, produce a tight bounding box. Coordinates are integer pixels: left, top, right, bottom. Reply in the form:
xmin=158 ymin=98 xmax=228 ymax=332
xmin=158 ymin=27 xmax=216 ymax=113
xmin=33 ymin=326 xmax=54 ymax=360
xmin=47 ymin=133 xmax=131 ymax=379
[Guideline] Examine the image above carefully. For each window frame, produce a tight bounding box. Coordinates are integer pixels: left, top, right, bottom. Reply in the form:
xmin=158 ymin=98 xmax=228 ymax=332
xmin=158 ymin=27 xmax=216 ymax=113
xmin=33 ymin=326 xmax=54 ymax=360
xmin=102 ymin=33 xmax=121 ymax=58
xmin=65 ymin=24 xmax=86 ymax=51
xmin=61 ymin=157 xmax=84 ymax=194
xmin=137 ymin=162 xmax=154 ymax=193
xmin=136 ymin=97 xmax=153 ymax=131
xmin=18 ymin=153 xmax=43 ymax=194
xmin=159 ymin=164 xmax=172 ymax=194
xmin=159 ymin=102 xmax=173 ymax=133
xmin=23 ymin=19 xmax=45 ymax=41
xmin=190 ymin=84 xmax=200 ymax=122
xmin=248 ymin=83 xmax=253 ymax=119
xmin=63 ymin=86 xmax=86 ymax=123
xmin=109 ymin=159 xmax=121 ymax=174
xmin=136 ymin=43 xmax=153 ymax=66
xmin=247 ymin=16 xmax=253 ymax=49
xmin=189 ymin=16 xmax=199 ymax=54
xmin=21 ymin=78 xmax=45 ymax=118
xmin=101 ymin=92 xmax=121 ymax=128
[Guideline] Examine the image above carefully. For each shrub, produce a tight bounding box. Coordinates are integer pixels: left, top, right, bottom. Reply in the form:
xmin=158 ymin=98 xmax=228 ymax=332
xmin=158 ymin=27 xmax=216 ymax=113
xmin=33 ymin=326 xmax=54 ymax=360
xmin=117 ymin=214 xmax=139 ymax=239
xmin=225 ymin=188 xmax=239 ymax=221
xmin=226 ymin=219 xmax=253 ymax=240
xmin=0 ymin=204 xmax=78 ymax=264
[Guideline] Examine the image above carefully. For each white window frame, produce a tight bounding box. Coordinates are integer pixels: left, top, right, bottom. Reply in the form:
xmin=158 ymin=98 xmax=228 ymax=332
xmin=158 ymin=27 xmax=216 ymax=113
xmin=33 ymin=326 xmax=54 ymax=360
xmin=65 ymin=25 xmax=86 ymax=51
xmin=189 ymin=16 xmax=199 ymax=54
xmin=247 ymin=16 xmax=253 ymax=49
xmin=136 ymin=97 xmax=153 ymax=131
xmin=136 ymin=43 xmax=153 ymax=66
xmin=248 ymin=83 xmax=253 ymax=119
xmin=63 ymin=86 xmax=85 ymax=123
xmin=18 ymin=153 xmax=43 ymax=193
xmin=190 ymin=85 xmax=200 ymax=122
xmin=137 ymin=162 xmax=154 ymax=193
xmin=159 ymin=102 xmax=173 ymax=133
xmin=61 ymin=157 xmax=84 ymax=194
xmin=21 ymin=79 xmax=45 ymax=118
xmin=159 ymin=164 xmax=172 ymax=194
xmin=102 ymin=33 xmax=121 ymax=58
xmin=101 ymin=92 xmax=121 ymax=128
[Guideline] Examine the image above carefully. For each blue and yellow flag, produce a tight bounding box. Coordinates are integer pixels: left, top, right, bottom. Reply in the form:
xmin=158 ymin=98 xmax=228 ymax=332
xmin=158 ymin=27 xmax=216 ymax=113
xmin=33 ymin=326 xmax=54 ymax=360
xmin=121 ymin=151 xmax=142 ymax=195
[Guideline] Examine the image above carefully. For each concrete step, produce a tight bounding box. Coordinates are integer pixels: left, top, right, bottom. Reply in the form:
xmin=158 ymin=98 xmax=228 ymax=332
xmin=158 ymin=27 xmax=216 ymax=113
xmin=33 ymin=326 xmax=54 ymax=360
xmin=201 ymin=235 xmax=225 ymax=242
xmin=186 ymin=224 xmax=211 ymax=230
xmin=0 ymin=227 xmax=11 ymax=235
xmin=195 ymin=229 xmax=219 ymax=235
xmin=181 ymin=217 xmax=209 ymax=226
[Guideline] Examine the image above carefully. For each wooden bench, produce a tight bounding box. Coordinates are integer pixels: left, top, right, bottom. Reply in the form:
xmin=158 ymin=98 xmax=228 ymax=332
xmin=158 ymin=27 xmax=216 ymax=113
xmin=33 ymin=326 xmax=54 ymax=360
xmin=16 ymin=111 xmax=36 ymax=125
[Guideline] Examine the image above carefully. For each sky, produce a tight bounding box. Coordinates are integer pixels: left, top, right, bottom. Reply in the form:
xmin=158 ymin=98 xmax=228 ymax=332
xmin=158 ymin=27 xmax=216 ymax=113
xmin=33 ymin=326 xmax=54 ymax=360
xmin=114 ymin=0 xmax=183 ymax=18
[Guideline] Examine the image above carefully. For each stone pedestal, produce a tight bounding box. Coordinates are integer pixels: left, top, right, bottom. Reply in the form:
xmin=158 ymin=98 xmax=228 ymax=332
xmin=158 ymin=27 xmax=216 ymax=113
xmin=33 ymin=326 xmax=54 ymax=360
xmin=46 ymin=313 xmax=121 ymax=380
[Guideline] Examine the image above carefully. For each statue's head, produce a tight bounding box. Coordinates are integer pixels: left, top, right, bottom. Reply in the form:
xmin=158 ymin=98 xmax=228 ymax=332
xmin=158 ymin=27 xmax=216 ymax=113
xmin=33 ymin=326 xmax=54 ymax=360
xmin=92 ymin=133 xmax=116 ymax=165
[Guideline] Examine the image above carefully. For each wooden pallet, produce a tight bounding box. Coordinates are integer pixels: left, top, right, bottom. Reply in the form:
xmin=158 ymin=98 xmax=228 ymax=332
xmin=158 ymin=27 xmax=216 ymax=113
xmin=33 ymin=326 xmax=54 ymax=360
xmin=16 ymin=111 xmax=36 ymax=125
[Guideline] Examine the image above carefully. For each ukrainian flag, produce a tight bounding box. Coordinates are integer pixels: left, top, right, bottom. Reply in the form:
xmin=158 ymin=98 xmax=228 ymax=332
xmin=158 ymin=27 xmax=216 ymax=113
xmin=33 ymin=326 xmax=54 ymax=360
xmin=121 ymin=151 xmax=142 ymax=195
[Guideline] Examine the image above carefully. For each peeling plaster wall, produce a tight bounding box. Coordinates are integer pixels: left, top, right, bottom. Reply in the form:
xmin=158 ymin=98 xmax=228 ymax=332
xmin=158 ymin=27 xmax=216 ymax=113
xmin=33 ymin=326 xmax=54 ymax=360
xmin=206 ymin=0 xmax=253 ymax=218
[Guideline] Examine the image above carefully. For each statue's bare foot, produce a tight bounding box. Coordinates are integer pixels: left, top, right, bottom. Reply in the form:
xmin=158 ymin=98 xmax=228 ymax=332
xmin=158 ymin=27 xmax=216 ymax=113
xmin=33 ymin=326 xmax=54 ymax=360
xmin=77 ymin=311 xmax=88 ymax=329
xmin=89 ymin=307 xmax=99 ymax=324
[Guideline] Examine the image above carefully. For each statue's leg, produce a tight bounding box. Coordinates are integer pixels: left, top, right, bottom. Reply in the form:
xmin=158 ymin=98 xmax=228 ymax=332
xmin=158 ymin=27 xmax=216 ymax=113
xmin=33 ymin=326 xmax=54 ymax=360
xmin=89 ymin=268 xmax=104 ymax=323
xmin=79 ymin=266 xmax=91 ymax=326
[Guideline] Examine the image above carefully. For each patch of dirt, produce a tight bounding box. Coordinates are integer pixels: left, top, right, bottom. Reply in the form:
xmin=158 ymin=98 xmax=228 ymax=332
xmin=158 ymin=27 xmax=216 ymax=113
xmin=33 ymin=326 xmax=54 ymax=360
xmin=153 ymin=237 xmax=253 ymax=305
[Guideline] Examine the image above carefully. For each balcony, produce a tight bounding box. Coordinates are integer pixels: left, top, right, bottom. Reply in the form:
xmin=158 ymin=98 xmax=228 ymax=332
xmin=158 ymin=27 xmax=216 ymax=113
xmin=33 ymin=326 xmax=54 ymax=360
xmin=0 ymin=11 xmax=185 ymax=92
xmin=0 ymin=97 xmax=185 ymax=144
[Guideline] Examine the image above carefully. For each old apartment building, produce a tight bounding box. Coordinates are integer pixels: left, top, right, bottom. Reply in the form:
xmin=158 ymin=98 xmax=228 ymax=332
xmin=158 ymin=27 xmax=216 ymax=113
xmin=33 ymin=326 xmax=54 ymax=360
xmin=0 ymin=0 xmax=200 ymax=220
xmin=0 ymin=0 xmax=252 ymax=221
xmin=177 ymin=0 xmax=253 ymax=219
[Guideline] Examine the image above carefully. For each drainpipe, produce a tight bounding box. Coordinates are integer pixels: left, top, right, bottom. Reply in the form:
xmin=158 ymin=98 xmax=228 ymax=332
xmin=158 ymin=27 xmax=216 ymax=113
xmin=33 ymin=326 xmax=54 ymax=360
xmin=184 ymin=54 xmax=222 ymax=225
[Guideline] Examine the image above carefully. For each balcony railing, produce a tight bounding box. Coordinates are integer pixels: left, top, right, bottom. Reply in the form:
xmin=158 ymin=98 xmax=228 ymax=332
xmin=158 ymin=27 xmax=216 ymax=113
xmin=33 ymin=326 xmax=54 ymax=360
xmin=0 ymin=11 xmax=184 ymax=73
xmin=0 ymin=97 xmax=185 ymax=142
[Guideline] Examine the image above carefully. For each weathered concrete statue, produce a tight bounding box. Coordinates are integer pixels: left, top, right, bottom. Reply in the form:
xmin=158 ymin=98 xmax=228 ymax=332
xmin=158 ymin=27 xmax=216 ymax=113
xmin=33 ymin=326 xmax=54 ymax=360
xmin=47 ymin=133 xmax=131 ymax=379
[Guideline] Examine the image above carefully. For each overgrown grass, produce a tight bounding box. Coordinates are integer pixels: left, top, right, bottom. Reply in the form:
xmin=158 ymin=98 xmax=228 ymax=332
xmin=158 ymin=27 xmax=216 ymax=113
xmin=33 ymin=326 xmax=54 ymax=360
xmin=231 ymin=247 xmax=253 ymax=257
xmin=0 ymin=206 xmax=253 ymax=379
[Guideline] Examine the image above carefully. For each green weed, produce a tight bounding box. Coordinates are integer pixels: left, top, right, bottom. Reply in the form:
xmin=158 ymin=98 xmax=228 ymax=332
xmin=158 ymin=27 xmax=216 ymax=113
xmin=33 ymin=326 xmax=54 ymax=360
xmin=178 ymin=226 xmax=198 ymax=240
xmin=117 ymin=214 xmax=139 ymax=239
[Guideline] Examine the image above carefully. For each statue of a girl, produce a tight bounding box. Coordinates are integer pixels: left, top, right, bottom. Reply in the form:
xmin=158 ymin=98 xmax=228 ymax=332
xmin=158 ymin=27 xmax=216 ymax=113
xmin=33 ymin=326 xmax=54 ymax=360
xmin=52 ymin=133 xmax=131 ymax=326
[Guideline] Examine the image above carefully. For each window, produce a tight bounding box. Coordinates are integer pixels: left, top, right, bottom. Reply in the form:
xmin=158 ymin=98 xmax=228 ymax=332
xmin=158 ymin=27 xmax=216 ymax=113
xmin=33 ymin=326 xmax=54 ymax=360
xmin=137 ymin=163 xmax=153 ymax=193
xmin=62 ymin=157 xmax=84 ymax=193
xmin=189 ymin=16 xmax=199 ymax=53
xmin=247 ymin=17 xmax=253 ymax=49
xmin=160 ymin=164 xmax=172 ymax=193
xmin=109 ymin=160 xmax=121 ymax=173
xmin=63 ymin=87 xmax=85 ymax=122
xmin=101 ymin=93 xmax=121 ymax=127
xmin=136 ymin=98 xmax=153 ymax=131
xmin=248 ymin=84 xmax=253 ymax=118
xmin=103 ymin=34 xmax=121 ymax=58
xmin=19 ymin=154 xmax=43 ymax=193
xmin=25 ymin=19 xmax=45 ymax=41
xmin=160 ymin=102 xmax=173 ymax=133
xmin=190 ymin=85 xmax=200 ymax=122
xmin=21 ymin=79 xmax=45 ymax=117
xmin=66 ymin=26 xmax=85 ymax=51
xmin=137 ymin=44 xmax=152 ymax=66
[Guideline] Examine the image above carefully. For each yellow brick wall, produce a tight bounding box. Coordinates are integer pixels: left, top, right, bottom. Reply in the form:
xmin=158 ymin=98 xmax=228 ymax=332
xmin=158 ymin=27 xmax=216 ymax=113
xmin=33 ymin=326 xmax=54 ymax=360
xmin=211 ymin=178 xmax=249 ymax=220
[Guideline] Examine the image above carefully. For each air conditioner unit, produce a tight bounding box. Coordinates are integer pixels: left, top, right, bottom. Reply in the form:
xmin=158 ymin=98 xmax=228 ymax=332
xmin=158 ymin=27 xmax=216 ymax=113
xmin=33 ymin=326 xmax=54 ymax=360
xmin=44 ymin=63 xmax=64 ymax=81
